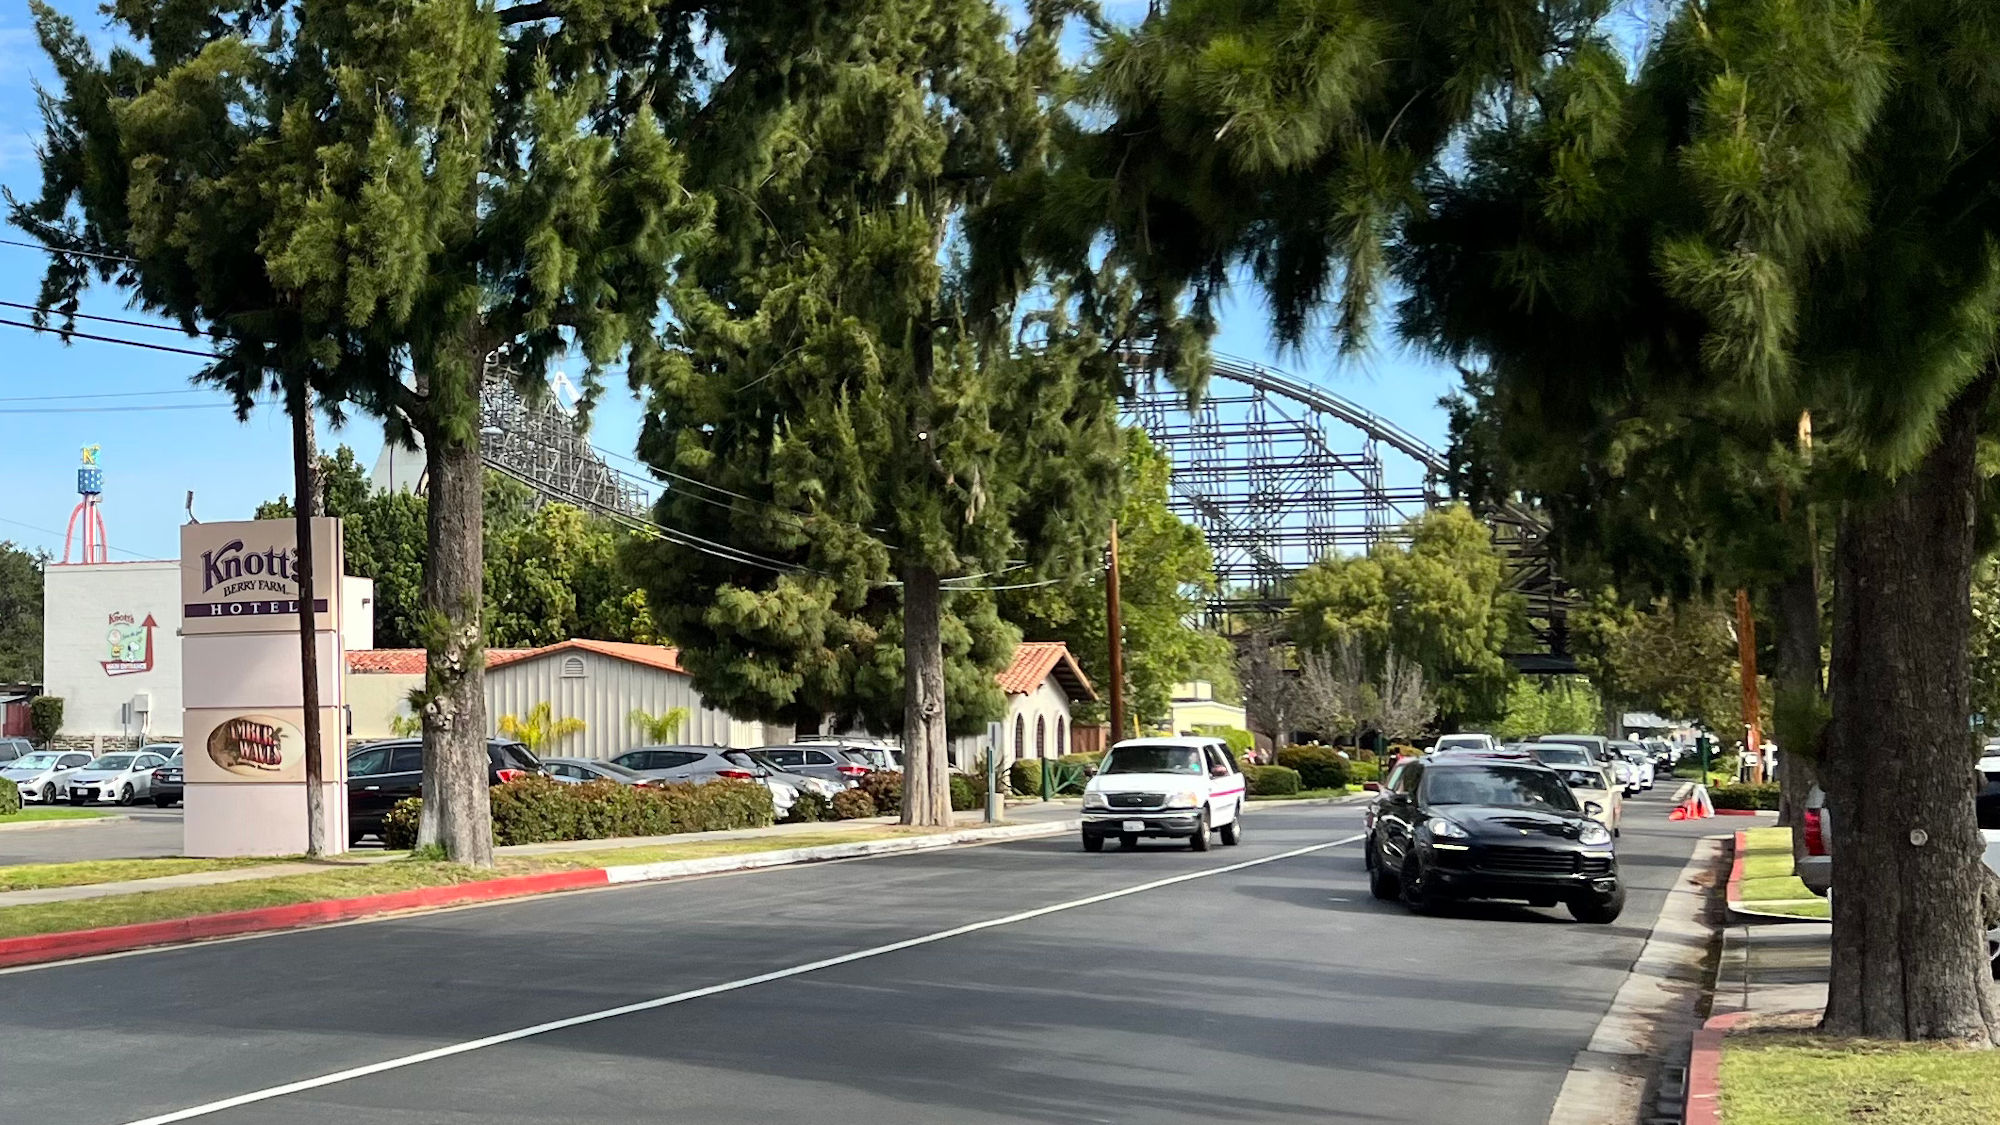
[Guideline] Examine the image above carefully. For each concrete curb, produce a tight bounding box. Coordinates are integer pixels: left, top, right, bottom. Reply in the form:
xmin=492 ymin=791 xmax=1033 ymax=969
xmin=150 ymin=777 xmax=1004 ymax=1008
xmin=0 ymin=820 xmax=1078 ymax=970
xmin=1725 ymin=828 xmax=1831 ymax=923
xmin=1683 ymin=1010 xmax=1751 ymax=1125
xmin=0 ymin=813 xmax=118 ymax=834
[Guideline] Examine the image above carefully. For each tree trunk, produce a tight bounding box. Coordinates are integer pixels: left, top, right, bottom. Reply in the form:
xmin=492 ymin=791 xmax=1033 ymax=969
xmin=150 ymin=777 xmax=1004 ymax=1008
xmin=416 ymin=388 xmax=494 ymax=866
xmin=901 ymin=565 xmax=952 ymax=827
xmin=1822 ymin=377 xmax=1999 ymax=1044
xmin=1771 ymin=563 xmax=1824 ymax=850
xmin=289 ymin=383 xmax=327 ymax=859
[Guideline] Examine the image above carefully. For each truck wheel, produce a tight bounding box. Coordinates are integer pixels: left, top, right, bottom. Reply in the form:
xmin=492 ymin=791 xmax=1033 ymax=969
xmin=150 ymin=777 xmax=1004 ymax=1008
xmin=1081 ymin=831 xmax=1104 ymax=853
xmin=1189 ymin=810 xmax=1211 ymax=852
xmin=1219 ymin=806 xmax=1242 ymax=846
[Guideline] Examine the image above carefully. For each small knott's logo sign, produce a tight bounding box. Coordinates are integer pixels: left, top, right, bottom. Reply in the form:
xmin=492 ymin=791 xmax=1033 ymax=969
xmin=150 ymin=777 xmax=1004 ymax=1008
xmin=184 ymin=538 xmax=327 ymax=619
xmin=102 ymin=611 xmax=157 ymax=676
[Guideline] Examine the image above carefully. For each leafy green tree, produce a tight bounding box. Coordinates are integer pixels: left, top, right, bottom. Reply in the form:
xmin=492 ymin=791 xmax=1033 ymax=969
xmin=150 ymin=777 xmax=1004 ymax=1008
xmin=1392 ymin=0 xmax=2000 ymax=1041
xmin=0 ymin=543 xmax=45 ymax=682
xmin=1491 ymin=677 xmax=1602 ymax=743
xmin=1291 ymin=505 xmax=1522 ymax=724
xmin=1001 ymin=429 xmax=1234 ymax=726
xmin=628 ymin=0 xmax=1140 ymax=825
xmin=1569 ymin=591 xmax=1756 ymax=740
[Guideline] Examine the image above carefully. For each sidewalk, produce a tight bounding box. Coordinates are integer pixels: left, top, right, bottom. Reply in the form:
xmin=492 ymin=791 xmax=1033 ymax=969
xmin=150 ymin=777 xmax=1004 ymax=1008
xmin=0 ymin=803 xmax=1083 ymax=910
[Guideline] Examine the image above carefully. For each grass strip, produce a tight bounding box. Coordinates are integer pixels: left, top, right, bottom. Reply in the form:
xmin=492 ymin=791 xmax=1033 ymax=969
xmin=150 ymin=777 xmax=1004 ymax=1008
xmin=1720 ymin=1031 xmax=2000 ymax=1125
xmin=0 ymin=856 xmax=282 ymax=893
xmin=0 ymin=808 xmax=111 ymax=826
xmin=0 ymin=826 xmax=935 ymax=940
xmin=1736 ymin=827 xmax=1830 ymax=918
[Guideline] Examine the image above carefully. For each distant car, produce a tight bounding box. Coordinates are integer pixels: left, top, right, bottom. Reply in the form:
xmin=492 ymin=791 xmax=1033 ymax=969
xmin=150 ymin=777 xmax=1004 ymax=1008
xmin=1525 ymin=744 xmax=1621 ymax=833
xmin=609 ymin=746 xmax=801 ymax=816
xmin=1537 ymin=734 xmax=1614 ymax=764
xmin=1365 ymin=755 xmax=1623 ymax=922
xmin=752 ymin=745 xmax=874 ymax=788
xmin=150 ymin=753 xmax=184 ymax=807
xmin=346 ymin=739 xmax=545 ymax=844
xmin=0 ymin=750 xmax=95 ymax=803
xmin=542 ymin=757 xmax=656 ymax=786
xmin=1612 ymin=741 xmax=1655 ymax=791
xmin=796 ymin=738 xmax=902 ymax=772
xmin=1079 ymin=737 xmax=1245 ymax=852
xmin=67 ymin=750 xmax=172 ymax=805
xmin=1432 ymin=733 xmax=1499 ymax=754
xmin=736 ymin=750 xmax=843 ymax=799
xmin=0 ymin=736 xmax=32 ymax=763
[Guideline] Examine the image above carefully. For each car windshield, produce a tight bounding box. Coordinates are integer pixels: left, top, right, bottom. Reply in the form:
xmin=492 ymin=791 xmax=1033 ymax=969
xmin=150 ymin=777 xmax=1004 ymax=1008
xmin=493 ymin=743 xmax=544 ymax=771
xmin=1558 ymin=769 xmax=1609 ymax=791
xmin=11 ymin=753 xmax=63 ymax=769
xmin=1530 ymin=746 xmax=1593 ymax=769
xmin=87 ymin=755 xmax=135 ymax=769
xmin=1423 ymin=765 xmax=1581 ymax=811
xmin=1100 ymin=746 xmax=1203 ymax=775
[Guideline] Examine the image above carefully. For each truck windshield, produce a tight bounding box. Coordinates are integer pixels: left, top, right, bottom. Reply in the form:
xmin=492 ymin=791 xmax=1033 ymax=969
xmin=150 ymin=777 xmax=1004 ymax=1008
xmin=1101 ymin=747 xmax=1202 ymax=775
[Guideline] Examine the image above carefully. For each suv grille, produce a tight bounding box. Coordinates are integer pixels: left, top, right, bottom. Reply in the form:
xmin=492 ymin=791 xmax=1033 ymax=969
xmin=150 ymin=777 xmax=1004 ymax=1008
xmin=1481 ymin=846 xmax=1579 ymax=874
xmin=1106 ymin=792 xmax=1163 ymax=810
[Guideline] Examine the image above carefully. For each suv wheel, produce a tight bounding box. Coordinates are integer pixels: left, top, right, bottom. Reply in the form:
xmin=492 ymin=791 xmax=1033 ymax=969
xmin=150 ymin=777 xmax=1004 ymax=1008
xmin=1219 ymin=806 xmax=1242 ymax=846
xmin=1188 ymin=810 xmax=1211 ymax=852
xmin=1400 ymin=856 xmax=1438 ymax=914
xmin=1569 ymin=885 xmax=1626 ymax=924
xmin=1366 ymin=840 xmax=1400 ymax=901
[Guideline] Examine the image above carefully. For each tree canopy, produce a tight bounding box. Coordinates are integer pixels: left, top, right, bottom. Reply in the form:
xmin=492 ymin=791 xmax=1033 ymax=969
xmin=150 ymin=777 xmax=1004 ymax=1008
xmin=0 ymin=543 xmax=44 ymax=682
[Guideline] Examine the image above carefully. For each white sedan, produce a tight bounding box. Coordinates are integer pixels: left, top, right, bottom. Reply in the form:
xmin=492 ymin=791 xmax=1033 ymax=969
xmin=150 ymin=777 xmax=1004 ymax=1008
xmin=65 ymin=750 xmax=173 ymax=806
xmin=0 ymin=750 xmax=97 ymax=803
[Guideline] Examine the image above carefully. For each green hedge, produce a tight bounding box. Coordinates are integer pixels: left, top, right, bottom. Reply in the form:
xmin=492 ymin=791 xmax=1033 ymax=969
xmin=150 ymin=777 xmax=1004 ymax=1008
xmin=382 ymin=776 xmax=778 ymax=848
xmin=785 ymin=791 xmax=834 ymax=823
xmin=831 ymin=789 xmax=877 ymax=819
xmin=1246 ymin=765 xmax=1301 ymax=796
xmin=1276 ymin=746 xmax=1350 ymax=790
xmin=1711 ymin=782 xmax=1781 ymax=811
xmin=1347 ymin=761 xmax=1380 ymax=784
xmin=950 ymin=772 xmax=988 ymax=812
xmin=857 ymin=769 xmax=903 ymax=815
xmin=0 ymin=776 xmax=19 ymax=816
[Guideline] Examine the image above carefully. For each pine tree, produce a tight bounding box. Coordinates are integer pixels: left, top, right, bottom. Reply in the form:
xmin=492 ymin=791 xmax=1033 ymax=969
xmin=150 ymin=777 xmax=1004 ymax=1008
xmin=629 ymin=0 xmax=1139 ymax=825
xmin=16 ymin=0 xmax=704 ymax=864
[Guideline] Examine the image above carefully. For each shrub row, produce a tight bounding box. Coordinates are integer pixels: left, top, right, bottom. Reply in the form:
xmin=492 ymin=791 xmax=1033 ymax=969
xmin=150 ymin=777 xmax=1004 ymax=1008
xmin=1246 ymin=765 xmax=1301 ymax=796
xmin=1710 ymin=782 xmax=1781 ymax=811
xmin=1347 ymin=761 xmax=1381 ymax=784
xmin=1009 ymin=754 xmax=1098 ymax=796
xmin=1276 ymin=746 xmax=1350 ymax=791
xmin=381 ymin=775 xmax=777 ymax=848
xmin=0 ymin=776 xmax=18 ymax=816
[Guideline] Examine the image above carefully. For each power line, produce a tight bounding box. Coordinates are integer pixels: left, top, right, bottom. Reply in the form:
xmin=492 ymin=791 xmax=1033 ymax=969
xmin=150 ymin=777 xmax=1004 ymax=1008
xmin=0 ymin=388 xmax=208 ymax=403
xmin=0 ymin=237 xmax=139 ymax=264
xmin=0 ymin=316 xmax=218 ymax=359
xmin=0 ymin=514 xmax=156 ymax=560
xmin=0 ymin=299 xmax=213 ymax=339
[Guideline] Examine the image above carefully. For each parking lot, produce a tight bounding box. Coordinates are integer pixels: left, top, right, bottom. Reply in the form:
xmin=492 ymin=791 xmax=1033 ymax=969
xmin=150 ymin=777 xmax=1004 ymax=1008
xmin=2 ymin=796 xmax=1715 ymax=1125
xmin=0 ymin=806 xmax=185 ymax=866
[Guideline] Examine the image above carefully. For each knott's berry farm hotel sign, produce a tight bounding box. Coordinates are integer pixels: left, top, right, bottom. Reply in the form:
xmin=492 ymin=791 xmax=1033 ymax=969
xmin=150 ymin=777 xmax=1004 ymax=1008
xmin=179 ymin=518 xmax=340 ymax=635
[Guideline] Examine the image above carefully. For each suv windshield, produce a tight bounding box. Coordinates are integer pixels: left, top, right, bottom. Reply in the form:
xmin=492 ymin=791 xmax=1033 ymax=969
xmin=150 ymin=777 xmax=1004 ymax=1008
xmin=1423 ymin=765 xmax=1581 ymax=811
xmin=1530 ymin=745 xmax=1593 ymax=769
xmin=1101 ymin=746 xmax=1202 ymax=775
xmin=87 ymin=755 xmax=135 ymax=770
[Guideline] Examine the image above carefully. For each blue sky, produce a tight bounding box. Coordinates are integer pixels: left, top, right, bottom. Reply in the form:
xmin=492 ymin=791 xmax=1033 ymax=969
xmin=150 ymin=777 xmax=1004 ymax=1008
xmin=0 ymin=0 xmax=1461 ymax=564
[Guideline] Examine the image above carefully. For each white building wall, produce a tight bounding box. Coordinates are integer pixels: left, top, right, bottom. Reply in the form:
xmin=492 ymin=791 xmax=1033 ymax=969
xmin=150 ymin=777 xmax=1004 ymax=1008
xmin=482 ymin=649 xmax=766 ymax=760
xmin=340 ymin=576 xmax=375 ymax=652
xmin=42 ymin=561 xmax=184 ymax=742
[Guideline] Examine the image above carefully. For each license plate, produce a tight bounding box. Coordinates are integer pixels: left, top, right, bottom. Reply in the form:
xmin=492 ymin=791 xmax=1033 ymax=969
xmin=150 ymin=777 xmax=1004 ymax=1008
xmin=1122 ymin=820 xmax=1146 ymax=833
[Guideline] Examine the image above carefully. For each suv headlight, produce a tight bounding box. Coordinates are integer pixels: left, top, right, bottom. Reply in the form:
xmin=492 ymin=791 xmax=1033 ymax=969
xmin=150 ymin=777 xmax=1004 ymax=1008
xmin=1164 ymin=790 xmax=1203 ymax=809
xmin=1578 ymin=822 xmax=1612 ymax=847
xmin=1425 ymin=817 xmax=1470 ymax=839
xmin=1083 ymin=791 xmax=1108 ymax=809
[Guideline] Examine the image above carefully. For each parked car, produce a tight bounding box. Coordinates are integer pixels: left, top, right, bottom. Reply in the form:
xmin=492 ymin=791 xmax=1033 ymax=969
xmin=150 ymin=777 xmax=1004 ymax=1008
xmin=753 ymin=745 xmax=874 ymax=787
xmin=736 ymin=750 xmax=843 ymax=799
xmin=1079 ymin=736 xmax=1245 ymax=852
xmin=1365 ymin=754 xmax=1623 ymax=922
xmin=66 ymin=749 xmax=173 ymax=805
xmin=1433 ymin=733 xmax=1499 ymax=753
xmin=0 ymin=750 xmax=95 ymax=803
xmin=609 ymin=746 xmax=801 ymax=816
xmin=542 ymin=757 xmax=656 ymax=786
xmin=1612 ymin=741 xmax=1656 ymax=791
xmin=150 ymin=753 xmax=184 ymax=807
xmin=1536 ymin=734 xmax=1614 ymax=764
xmin=0 ymin=736 xmax=32 ymax=763
xmin=346 ymin=739 xmax=545 ymax=844
xmin=1522 ymin=742 xmax=1621 ymax=833
xmin=796 ymin=738 xmax=902 ymax=772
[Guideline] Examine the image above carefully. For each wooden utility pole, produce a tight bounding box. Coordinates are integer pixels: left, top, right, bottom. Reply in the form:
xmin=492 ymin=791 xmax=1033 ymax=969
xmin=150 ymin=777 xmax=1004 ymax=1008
xmin=1106 ymin=520 xmax=1127 ymax=743
xmin=1736 ymin=587 xmax=1763 ymax=783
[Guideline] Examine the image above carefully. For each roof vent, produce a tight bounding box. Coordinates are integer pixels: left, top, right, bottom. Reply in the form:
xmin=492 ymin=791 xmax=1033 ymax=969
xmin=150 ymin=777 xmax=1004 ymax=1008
xmin=560 ymin=655 xmax=586 ymax=679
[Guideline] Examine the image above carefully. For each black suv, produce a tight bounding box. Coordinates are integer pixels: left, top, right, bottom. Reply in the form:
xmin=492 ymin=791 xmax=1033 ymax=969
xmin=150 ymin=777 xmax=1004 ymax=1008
xmin=1365 ymin=754 xmax=1624 ymax=923
xmin=346 ymin=739 xmax=544 ymax=844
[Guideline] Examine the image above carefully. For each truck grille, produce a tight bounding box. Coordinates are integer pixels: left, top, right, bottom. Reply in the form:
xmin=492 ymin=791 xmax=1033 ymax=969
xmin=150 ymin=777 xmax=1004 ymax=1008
xmin=1105 ymin=792 xmax=1163 ymax=810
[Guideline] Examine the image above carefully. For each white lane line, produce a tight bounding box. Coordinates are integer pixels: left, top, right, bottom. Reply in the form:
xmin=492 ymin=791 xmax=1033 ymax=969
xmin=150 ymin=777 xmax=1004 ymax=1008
xmin=119 ymin=833 xmax=1364 ymax=1125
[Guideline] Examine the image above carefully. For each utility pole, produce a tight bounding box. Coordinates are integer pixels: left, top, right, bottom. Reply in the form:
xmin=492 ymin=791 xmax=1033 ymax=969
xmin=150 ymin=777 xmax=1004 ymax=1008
xmin=1107 ymin=520 xmax=1127 ymax=744
xmin=1735 ymin=588 xmax=1763 ymax=784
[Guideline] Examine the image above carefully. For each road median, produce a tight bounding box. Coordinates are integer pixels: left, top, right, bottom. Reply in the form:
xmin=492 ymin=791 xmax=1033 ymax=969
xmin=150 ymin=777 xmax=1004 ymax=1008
xmin=0 ymin=819 xmax=1074 ymax=969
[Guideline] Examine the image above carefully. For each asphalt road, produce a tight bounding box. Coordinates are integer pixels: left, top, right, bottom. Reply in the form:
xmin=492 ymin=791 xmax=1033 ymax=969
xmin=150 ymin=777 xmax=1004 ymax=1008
xmin=0 ymin=807 xmax=183 ymax=865
xmin=1 ymin=795 xmax=1715 ymax=1125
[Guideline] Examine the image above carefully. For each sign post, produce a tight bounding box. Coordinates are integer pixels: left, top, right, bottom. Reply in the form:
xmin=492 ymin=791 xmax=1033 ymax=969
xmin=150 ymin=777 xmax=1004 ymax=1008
xmin=179 ymin=518 xmax=347 ymax=857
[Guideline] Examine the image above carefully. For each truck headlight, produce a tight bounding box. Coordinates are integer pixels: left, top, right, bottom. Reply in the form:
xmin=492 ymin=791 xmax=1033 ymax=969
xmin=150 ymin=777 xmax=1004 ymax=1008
xmin=1164 ymin=790 xmax=1203 ymax=809
xmin=1083 ymin=791 xmax=1108 ymax=809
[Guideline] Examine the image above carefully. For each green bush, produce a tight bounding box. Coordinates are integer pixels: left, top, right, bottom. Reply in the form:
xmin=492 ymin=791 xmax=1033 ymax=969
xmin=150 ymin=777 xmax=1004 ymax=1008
xmin=950 ymin=772 xmax=988 ymax=812
xmin=1348 ymin=761 xmax=1380 ymax=784
xmin=1711 ymin=782 xmax=1781 ymax=811
xmin=1245 ymin=765 xmax=1301 ymax=796
xmin=786 ymin=790 xmax=833 ymax=823
xmin=1348 ymin=746 xmax=1378 ymax=765
xmin=0 ymin=776 xmax=20 ymax=816
xmin=830 ymin=789 xmax=878 ymax=819
xmin=1193 ymin=725 xmax=1254 ymax=756
xmin=1276 ymin=746 xmax=1351 ymax=790
xmin=383 ymin=797 xmax=422 ymax=849
xmin=1009 ymin=759 xmax=1043 ymax=796
xmin=857 ymin=769 xmax=903 ymax=815
xmin=386 ymin=776 xmax=778 ymax=848
xmin=28 ymin=696 xmax=63 ymax=745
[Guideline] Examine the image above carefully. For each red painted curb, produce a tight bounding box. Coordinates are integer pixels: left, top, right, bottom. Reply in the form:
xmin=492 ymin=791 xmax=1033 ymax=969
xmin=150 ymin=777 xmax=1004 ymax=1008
xmin=1725 ymin=829 xmax=1748 ymax=908
xmin=0 ymin=868 xmax=610 ymax=969
xmin=1685 ymin=1010 xmax=1752 ymax=1125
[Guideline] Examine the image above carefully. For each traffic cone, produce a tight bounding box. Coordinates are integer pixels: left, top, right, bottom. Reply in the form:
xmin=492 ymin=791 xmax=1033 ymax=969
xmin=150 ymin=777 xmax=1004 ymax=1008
xmin=1668 ymin=804 xmax=1689 ymax=821
xmin=1690 ymin=784 xmax=1714 ymax=819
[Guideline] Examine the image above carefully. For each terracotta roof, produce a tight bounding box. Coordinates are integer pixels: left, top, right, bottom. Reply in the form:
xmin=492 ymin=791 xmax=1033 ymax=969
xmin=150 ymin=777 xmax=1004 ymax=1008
xmin=487 ymin=639 xmax=687 ymax=674
xmin=347 ymin=649 xmax=428 ymax=675
xmin=996 ymin=642 xmax=1097 ymax=702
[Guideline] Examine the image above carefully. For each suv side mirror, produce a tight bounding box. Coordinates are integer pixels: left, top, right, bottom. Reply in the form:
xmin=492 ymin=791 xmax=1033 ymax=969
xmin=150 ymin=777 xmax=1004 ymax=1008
xmin=1362 ymin=781 xmax=1382 ymax=792
xmin=1209 ymin=764 xmax=1228 ymax=777
xmin=1584 ymin=801 xmax=1605 ymax=817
